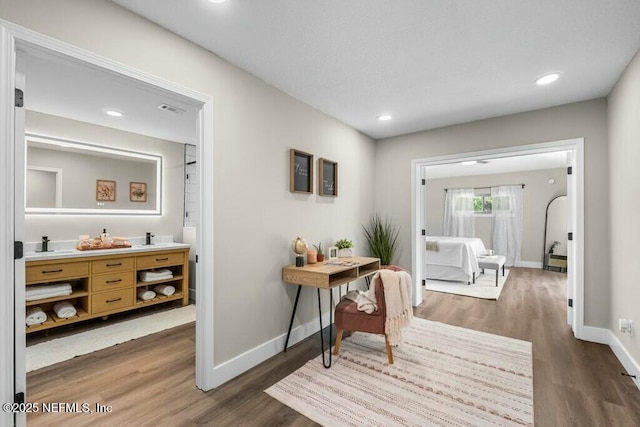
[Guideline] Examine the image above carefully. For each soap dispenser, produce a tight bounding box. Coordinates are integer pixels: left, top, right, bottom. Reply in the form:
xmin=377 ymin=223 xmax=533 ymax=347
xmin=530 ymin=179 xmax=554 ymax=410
xmin=100 ymin=228 xmax=109 ymax=242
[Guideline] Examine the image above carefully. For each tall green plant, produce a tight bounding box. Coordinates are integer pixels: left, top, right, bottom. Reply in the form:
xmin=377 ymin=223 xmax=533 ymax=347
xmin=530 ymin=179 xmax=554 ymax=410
xmin=362 ymin=214 xmax=400 ymax=266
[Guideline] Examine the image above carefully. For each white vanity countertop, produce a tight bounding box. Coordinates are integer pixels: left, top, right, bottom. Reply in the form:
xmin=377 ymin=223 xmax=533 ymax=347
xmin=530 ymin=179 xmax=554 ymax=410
xmin=24 ymin=242 xmax=191 ymax=262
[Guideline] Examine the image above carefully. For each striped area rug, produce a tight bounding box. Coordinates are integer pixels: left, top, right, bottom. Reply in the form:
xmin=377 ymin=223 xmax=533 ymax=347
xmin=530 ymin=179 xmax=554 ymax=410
xmin=266 ymin=318 xmax=533 ymax=426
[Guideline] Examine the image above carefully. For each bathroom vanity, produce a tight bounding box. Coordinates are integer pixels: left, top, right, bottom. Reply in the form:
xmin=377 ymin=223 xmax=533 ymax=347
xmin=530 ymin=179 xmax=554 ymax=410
xmin=25 ymin=244 xmax=189 ymax=333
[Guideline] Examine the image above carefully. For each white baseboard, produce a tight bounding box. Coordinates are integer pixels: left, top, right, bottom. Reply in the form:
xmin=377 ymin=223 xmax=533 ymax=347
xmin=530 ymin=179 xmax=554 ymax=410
xmin=210 ymin=311 xmax=332 ymax=389
xmin=515 ymin=260 xmax=543 ymax=269
xmin=579 ymin=326 xmax=640 ymax=390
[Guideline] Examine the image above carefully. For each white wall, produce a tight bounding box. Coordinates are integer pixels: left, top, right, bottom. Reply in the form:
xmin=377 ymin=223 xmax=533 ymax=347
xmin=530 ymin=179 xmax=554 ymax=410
xmin=375 ymin=99 xmax=609 ymax=327
xmin=25 ymin=111 xmax=183 ymax=243
xmin=607 ymin=49 xmax=640 ymax=366
xmin=426 ymin=168 xmax=567 ymax=265
xmin=0 ymin=0 xmax=376 ymax=366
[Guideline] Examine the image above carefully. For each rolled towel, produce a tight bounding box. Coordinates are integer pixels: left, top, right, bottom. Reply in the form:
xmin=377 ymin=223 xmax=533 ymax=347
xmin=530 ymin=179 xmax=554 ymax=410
xmin=26 ymin=307 xmax=47 ymax=326
xmin=153 ymin=284 xmax=175 ymax=296
xmin=137 ymin=289 xmax=156 ymax=301
xmin=53 ymin=301 xmax=77 ymax=319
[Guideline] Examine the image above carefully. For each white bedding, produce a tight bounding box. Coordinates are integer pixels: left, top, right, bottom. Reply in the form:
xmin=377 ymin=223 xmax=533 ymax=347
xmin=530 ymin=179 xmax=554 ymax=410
xmin=425 ymin=236 xmax=487 ymax=282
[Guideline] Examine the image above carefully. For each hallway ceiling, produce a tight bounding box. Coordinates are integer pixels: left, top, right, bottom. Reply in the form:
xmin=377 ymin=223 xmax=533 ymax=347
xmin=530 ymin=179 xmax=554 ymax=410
xmin=112 ymin=0 xmax=640 ymax=139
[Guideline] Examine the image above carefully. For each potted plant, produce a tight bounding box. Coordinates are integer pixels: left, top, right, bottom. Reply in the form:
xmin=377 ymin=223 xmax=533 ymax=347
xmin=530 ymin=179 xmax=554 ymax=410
xmin=362 ymin=214 xmax=400 ymax=267
xmin=314 ymin=242 xmax=325 ymax=262
xmin=335 ymin=238 xmax=354 ymax=257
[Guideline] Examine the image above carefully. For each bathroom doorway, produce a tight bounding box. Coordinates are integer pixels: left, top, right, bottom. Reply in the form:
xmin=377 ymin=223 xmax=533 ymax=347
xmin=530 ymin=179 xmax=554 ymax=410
xmin=0 ymin=22 xmax=216 ymax=423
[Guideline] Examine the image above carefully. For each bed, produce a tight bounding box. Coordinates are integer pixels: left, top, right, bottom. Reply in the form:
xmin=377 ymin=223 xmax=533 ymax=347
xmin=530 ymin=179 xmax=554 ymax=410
xmin=425 ymin=236 xmax=488 ymax=282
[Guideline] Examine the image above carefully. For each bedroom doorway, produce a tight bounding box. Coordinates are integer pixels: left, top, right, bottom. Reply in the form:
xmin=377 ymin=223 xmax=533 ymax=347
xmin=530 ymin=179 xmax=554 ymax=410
xmin=411 ymin=138 xmax=584 ymax=336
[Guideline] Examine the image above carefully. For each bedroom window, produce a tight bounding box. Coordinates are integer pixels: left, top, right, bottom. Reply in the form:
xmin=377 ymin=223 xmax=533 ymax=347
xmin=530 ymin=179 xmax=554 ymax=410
xmin=473 ymin=195 xmax=492 ymax=214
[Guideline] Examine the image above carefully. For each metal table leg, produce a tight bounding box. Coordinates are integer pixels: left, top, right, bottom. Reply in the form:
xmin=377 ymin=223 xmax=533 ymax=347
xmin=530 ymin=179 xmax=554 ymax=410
xmin=317 ymin=288 xmax=334 ymax=368
xmin=283 ymin=285 xmax=302 ymax=352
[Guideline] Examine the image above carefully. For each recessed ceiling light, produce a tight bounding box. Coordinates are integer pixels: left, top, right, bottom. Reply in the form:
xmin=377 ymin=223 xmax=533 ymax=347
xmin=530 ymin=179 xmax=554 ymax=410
xmin=207 ymin=0 xmax=227 ymax=3
xmin=461 ymin=160 xmax=477 ymax=166
xmin=535 ymin=73 xmax=560 ymax=86
xmin=105 ymin=110 xmax=123 ymax=117
xmin=377 ymin=114 xmax=392 ymax=121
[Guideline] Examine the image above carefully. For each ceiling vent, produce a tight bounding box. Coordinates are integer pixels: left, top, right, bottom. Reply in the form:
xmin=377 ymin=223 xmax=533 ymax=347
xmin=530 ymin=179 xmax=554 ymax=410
xmin=157 ymin=103 xmax=186 ymax=114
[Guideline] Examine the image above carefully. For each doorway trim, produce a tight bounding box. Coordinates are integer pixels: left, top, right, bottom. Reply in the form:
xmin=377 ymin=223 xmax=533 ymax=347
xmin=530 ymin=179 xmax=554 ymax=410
xmin=411 ymin=138 xmax=585 ymax=337
xmin=0 ymin=19 xmax=218 ymax=418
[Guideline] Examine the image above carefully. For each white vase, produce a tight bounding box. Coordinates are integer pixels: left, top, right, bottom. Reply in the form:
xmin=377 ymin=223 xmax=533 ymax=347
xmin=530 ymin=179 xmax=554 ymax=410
xmin=338 ymin=248 xmax=352 ymax=258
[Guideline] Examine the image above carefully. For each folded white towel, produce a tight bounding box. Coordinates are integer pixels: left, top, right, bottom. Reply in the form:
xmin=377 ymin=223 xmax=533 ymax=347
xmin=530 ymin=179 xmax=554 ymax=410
xmin=53 ymin=301 xmax=77 ymax=319
xmin=139 ymin=269 xmax=172 ymax=278
xmin=137 ymin=289 xmax=156 ymax=301
xmin=26 ymin=283 xmax=72 ymax=298
xmin=26 ymin=307 xmax=47 ymax=326
xmin=140 ymin=274 xmax=173 ymax=282
xmin=26 ymin=289 xmax=73 ymax=301
xmin=153 ymin=284 xmax=175 ymax=296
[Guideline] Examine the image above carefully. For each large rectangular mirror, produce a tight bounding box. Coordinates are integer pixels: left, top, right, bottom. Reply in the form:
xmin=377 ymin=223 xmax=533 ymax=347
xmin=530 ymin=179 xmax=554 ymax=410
xmin=26 ymin=134 xmax=162 ymax=215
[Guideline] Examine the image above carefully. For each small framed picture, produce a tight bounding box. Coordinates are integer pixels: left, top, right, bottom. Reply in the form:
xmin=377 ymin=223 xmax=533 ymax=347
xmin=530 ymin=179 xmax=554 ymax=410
xmin=96 ymin=179 xmax=116 ymax=201
xmin=130 ymin=182 xmax=147 ymax=202
xmin=290 ymin=149 xmax=314 ymax=194
xmin=328 ymin=246 xmax=339 ymax=260
xmin=319 ymin=158 xmax=338 ymax=197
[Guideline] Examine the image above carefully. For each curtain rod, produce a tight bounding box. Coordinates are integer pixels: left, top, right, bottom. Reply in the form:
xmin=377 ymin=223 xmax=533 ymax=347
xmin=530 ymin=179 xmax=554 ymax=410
xmin=444 ymin=184 xmax=525 ymax=192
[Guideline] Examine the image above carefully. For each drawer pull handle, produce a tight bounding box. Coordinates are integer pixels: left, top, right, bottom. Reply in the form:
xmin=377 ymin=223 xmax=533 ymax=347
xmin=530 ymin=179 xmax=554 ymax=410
xmin=156 ymin=258 xmax=169 ymax=262
xmin=106 ymin=298 xmax=122 ymax=303
xmin=106 ymin=263 xmax=123 ymax=267
xmin=42 ymin=269 xmax=63 ymax=274
xmin=106 ymin=279 xmax=122 ymax=284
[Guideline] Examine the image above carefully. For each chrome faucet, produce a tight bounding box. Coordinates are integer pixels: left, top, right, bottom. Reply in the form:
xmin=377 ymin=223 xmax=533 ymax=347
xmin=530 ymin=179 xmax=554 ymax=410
xmin=146 ymin=232 xmax=154 ymax=245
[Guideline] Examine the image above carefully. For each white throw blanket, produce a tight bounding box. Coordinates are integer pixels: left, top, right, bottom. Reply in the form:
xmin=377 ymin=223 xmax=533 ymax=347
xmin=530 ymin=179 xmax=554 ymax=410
xmin=137 ymin=289 xmax=156 ymax=301
xmin=153 ymin=284 xmax=176 ymax=296
xmin=53 ymin=301 xmax=77 ymax=319
xmin=26 ymin=283 xmax=73 ymax=301
xmin=26 ymin=307 xmax=47 ymax=326
xmin=377 ymin=269 xmax=413 ymax=346
xmin=342 ymin=289 xmax=378 ymax=314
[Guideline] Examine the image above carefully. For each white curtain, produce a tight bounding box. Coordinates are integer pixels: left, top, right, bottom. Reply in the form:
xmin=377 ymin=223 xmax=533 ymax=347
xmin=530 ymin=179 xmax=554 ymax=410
xmin=491 ymin=185 xmax=523 ymax=266
xmin=443 ymin=188 xmax=475 ymax=237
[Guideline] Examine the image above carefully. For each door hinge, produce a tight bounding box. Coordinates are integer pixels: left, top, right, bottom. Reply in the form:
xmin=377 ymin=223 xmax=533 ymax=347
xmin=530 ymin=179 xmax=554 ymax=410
xmin=15 ymin=88 xmax=24 ymax=108
xmin=568 ymin=299 xmax=573 ymax=308
xmin=421 ymin=179 xmax=426 ymax=185
xmin=567 ymin=166 xmax=573 ymax=175
xmin=14 ymin=241 xmax=23 ymax=260
xmin=421 ymin=229 xmax=426 ymax=236
xmin=15 ymin=392 xmax=25 ymax=404
xmin=421 ymin=279 xmax=426 ymax=286
xmin=195 ymin=255 xmax=198 ymax=263
xmin=568 ymin=232 xmax=573 ymax=241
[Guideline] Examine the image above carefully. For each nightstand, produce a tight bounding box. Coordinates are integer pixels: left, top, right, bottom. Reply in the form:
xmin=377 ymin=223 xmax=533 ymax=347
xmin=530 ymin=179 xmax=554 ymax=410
xmin=545 ymin=254 xmax=567 ymax=273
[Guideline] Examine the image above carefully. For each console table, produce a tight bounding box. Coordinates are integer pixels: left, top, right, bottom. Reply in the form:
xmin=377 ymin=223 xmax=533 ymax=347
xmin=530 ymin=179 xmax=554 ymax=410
xmin=282 ymin=256 xmax=380 ymax=368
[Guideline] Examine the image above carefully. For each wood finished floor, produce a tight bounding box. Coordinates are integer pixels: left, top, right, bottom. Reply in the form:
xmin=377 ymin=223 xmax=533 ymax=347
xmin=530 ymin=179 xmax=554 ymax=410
xmin=27 ymin=268 xmax=640 ymax=426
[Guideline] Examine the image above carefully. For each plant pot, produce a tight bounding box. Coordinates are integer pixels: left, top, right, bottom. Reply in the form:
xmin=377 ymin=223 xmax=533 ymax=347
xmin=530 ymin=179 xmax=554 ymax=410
xmin=338 ymin=248 xmax=352 ymax=258
xmin=317 ymin=254 xmax=325 ymax=262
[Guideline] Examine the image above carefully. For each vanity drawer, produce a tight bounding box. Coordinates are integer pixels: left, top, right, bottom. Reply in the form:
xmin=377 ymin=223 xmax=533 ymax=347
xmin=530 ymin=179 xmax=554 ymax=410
xmin=92 ymin=257 xmax=134 ymax=274
xmin=92 ymin=271 xmax=135 ymax=292
xmin=26 ymin=261 xmax=89 ymax=283
xmin=91 ymin=288 xmax=134 ymax=314
xmin=137 ymin=251 xmax=184 ymax=269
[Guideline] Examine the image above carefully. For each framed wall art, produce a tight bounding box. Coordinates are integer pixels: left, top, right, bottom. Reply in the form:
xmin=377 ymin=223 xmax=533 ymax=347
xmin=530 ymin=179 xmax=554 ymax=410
xmin=130 ymin=182 xmax=147 ymax=202
xmin=319 ymin=158 xmax=338 ymax=197
xmin=290 ymin=149 xmax=314 ymax=194
xmin=96 ymin=179 xmax=116 ymax=201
